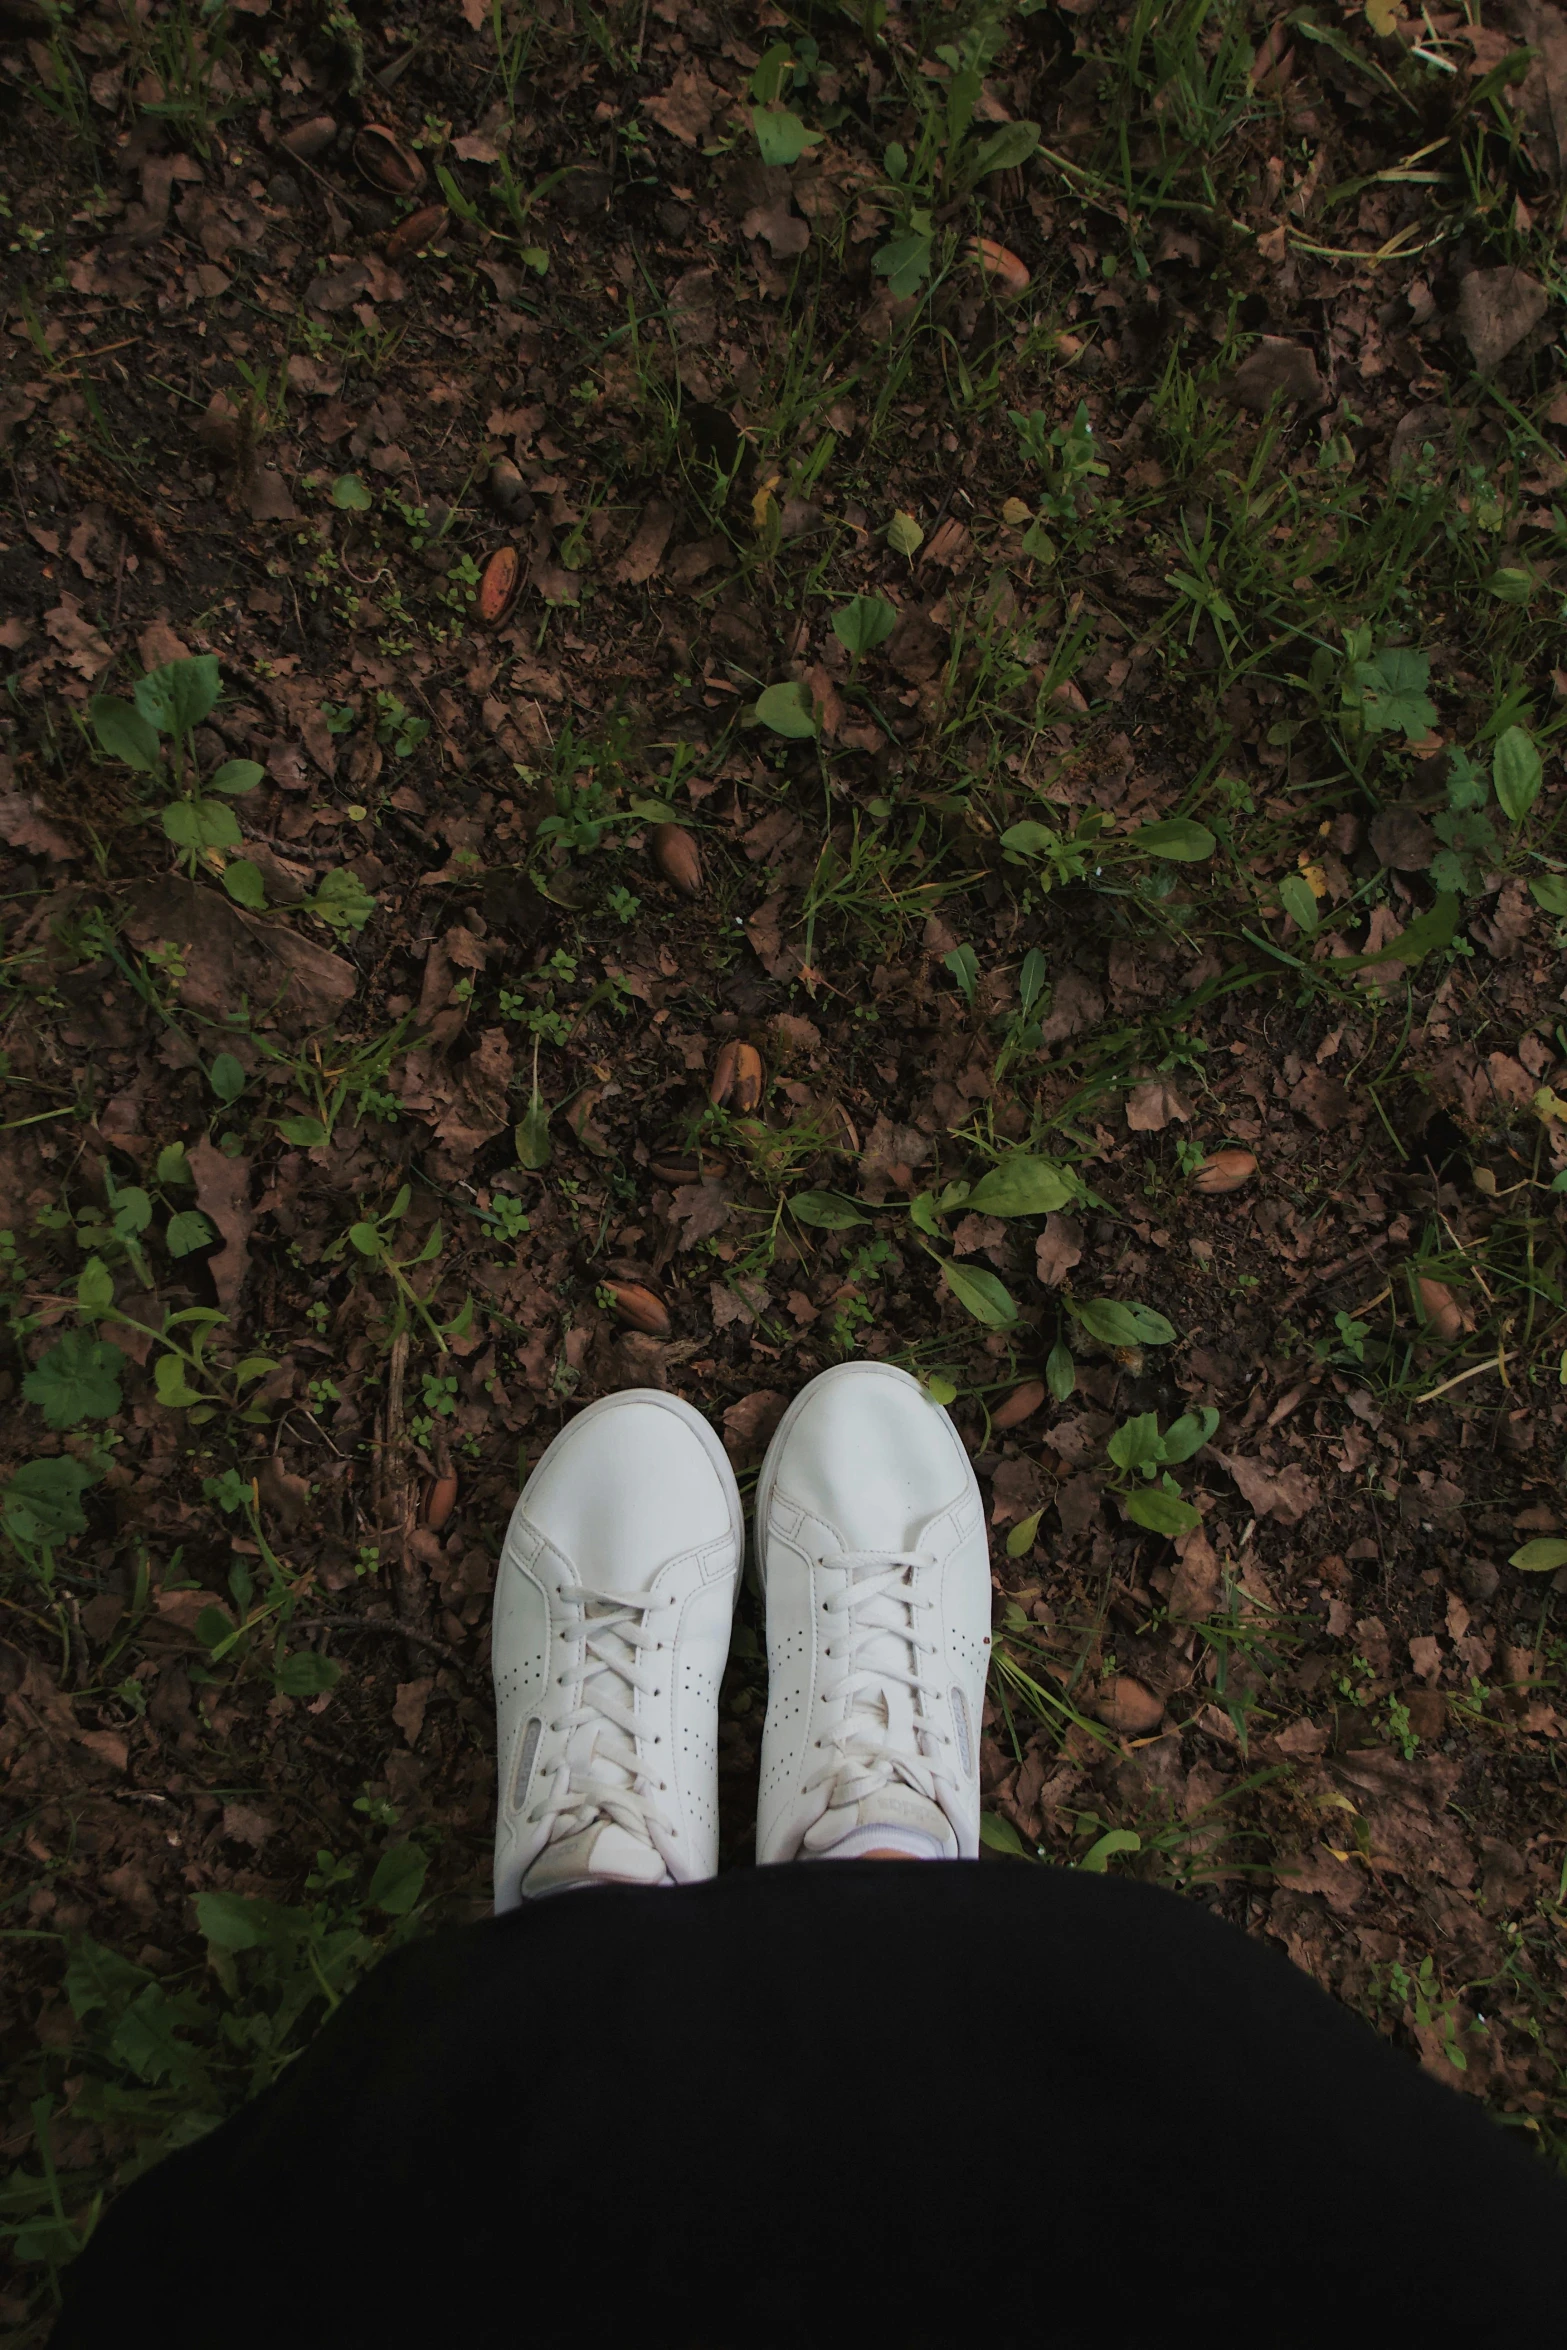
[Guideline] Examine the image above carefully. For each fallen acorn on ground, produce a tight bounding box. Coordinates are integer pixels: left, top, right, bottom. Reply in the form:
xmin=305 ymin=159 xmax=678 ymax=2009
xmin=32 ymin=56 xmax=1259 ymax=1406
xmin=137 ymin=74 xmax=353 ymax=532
xmin=653 ymin=823 xmax=702 ymax=896
xmin=476 ymin=547 xmax=521 ymax=625
xmin=992 ymin=1380 xmax=1046 ymax=1431
xmin=1193 ymin=1147 xmax=1258 ymax=1194
xmin=423 ymin=1472 xmax=459 ymax=1533
xmin=601 ymin=1280 xmax=672 ymax=1338
xmin=280 ymin=113 xmax=338 ymax=163
xmin=967 ymin=235 xmax=1030 ymax=298
xmin=386 ymin=204 xmax=448 ymax=263
xmin=1413 ymin=1274 xmax=1465 ymax=1342
xmin=709 ymin=1040 xmax=764 ymax=1113
xmin=353 ymin=122 xmax=426 ymax=195
xmin=651 ymin=1150 xmax=729 ymax=1186
xmin=1092 ymin=1675 xmax=1165 ymax=1737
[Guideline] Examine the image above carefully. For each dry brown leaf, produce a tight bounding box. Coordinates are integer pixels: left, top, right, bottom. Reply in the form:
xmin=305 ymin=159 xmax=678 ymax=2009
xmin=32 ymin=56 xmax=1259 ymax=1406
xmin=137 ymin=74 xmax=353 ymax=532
xmin=1034 ymin=1213 xmax=1084 ymax=1287
xmin=1456 ymin=266 xmax=1548 ymax=371
xmin=187 ymin=1136 xmax=254 ymax=1315
xmin=644 ymin=67 xmax=724 ymax=146
xmin=1226 ymin=338 xmax=1324 ymax=411
xmin=722 ymin=1389 xmax=788 ymax=1459
xmin=393 ymin=1676 xmax=433 ymax=1746
xmin=1124 ymin=1074 xmax=1192 ymax=1131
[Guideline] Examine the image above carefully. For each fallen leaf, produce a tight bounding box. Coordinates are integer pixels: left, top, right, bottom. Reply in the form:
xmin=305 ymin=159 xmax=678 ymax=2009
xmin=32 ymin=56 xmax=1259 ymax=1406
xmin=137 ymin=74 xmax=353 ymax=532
xmin=1214 ymin=1450 xmax=1318 ymax=1524
xmin=1368 ymin=805 xmax=1436 ymax=871
xmin=612 ymin=500 xmax=676 ymax=586
xmin=393 ymin=1676 xmax=433 ymax=1745
xmin=1226 ymin=338 xmax=1324 ymax=411
xmin=187 ymin=1137 xmax=253 ymax=1315
xmin=722 ymin=1389 xmax=787 ymax=1459
xmin=1092 ymin=1675 xmax=1165 ymax=1735
xmin=1456 ymin=266 xmax=1548 ymax=371
xmin=644 ymin=66 xmax=724 ymax=146
xmin=1034 ymin=1213 xmax=1084 ymax=1287
xmin=1124 ymin=1074 xmax=1192 ymax=1131
xmin=1169 ymin=1525 xmax=1222 ymax=1620
xmin=0 ymin=793 xmax=73 ymax=861
xmin=666 ymin=1178 xmax=732 ymax=1248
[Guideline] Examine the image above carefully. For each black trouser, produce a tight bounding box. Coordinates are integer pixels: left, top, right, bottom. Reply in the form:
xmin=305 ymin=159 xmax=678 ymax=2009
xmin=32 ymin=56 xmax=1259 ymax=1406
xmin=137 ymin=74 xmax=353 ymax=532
xmin=51 ymin=1862 xmax=1567 ymax=2346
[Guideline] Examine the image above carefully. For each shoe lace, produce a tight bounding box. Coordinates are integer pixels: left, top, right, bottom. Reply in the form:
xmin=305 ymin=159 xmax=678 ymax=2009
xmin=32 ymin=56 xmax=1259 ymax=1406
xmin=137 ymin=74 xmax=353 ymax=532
xmin=803 ymin=1550 xmax=954 ymax=1813
xmin=525 ymin=1582 xmax=676 ymax=1863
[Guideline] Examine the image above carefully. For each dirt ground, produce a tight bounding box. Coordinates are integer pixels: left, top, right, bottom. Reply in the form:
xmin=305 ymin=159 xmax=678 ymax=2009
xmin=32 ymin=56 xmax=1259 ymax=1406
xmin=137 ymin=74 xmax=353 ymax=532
xmin=2 ymin=0 xmax=1566 ymax=2323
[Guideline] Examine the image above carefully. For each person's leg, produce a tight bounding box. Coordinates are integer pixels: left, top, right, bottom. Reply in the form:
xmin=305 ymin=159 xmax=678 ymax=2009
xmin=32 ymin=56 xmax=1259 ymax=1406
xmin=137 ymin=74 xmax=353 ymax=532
xmin=753 ymin=1361 xmax=989 ymax=1863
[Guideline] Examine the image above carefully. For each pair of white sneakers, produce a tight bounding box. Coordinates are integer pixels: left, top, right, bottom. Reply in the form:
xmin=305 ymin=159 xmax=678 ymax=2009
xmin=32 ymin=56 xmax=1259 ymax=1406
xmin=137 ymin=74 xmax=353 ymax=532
xmin=492 ymin=1361 xmax=993 ymax=1903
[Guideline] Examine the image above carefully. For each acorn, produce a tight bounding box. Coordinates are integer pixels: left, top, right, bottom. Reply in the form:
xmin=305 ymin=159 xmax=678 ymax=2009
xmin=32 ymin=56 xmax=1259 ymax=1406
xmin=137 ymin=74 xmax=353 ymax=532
xmin=967 ymin=236 xmax=1030 ymax=298
xmin=424 ymin=1472 xmax=459 ymax=1532
xmin=1414 ymin=1275 xmax=1464 ymax=1342
xmin=386 ymin=203 xmax=448 ymax=262
xmin=602 ymin=1280 xmax=672 ymax=1337
xmin=651 ymin=1150 xmax=730 ymax=1186
xmin=992 ymin=1380 xmax=1046 ymax=1432
xmin=1193 ymin=1148 xmax=1258 ymax=1195
xmin=709 ymin=1040 xmax=763 ymax=1112
xmin=653 ymin=823 xmax=702 ymax=896
xmin=353 ymin=123 xmax=427 ymax=196
xmin=476 ymin=546 xmax=521 ymax=625
xmin=485 ymin=457 xmax=530 ymax=518
xmin=280 ymin=114 xmax=338 ymax=163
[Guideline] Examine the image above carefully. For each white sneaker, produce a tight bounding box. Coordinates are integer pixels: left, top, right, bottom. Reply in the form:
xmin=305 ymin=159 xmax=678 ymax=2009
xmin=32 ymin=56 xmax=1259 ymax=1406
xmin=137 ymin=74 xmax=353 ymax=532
xmin=754 ymin=1362 xmax=991 ymax=1865
xmin=492 ymin=1390 xmax=742 ymax=1907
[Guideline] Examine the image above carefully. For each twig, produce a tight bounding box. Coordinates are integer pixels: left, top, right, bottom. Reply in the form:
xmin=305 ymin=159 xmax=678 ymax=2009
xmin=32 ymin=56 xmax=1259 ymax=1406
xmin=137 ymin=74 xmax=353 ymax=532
xmin=1417 ymin=1350 xmax=1517 ymax=1405
xmin=375 ymin=1327 xmax=436 ymax=1674
xmin=295 ymin=1615 xmax=465 ymax=1667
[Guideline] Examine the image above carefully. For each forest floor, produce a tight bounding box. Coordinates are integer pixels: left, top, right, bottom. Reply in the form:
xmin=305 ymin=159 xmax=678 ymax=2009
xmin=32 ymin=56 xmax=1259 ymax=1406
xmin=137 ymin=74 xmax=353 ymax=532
xmin=2 ymin=0 xmax=1567 ymax=2327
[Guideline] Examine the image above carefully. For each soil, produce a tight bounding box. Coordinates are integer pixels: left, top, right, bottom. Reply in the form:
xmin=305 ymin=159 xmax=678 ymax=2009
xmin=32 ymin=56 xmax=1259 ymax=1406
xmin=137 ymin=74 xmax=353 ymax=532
xmin=2 ymin=0 xmax=1566 ymax=2317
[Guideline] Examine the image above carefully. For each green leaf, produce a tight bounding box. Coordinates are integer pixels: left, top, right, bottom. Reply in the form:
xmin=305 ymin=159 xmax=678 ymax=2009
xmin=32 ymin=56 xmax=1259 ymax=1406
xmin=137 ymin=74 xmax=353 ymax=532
xmin=111 ymin=1185 xmax=152 ymax=1237
xmin=23 ymin=1331 xmax=125 ymax=1429
xmin=347 ymin=1222 xmax=381 ymax=1258
xmin=163 ymin=797 xmax=242 ymax=853
xmin=1509 ymin=1538 xmax=1567 ymax=1573
xmin=2 ymin=1455 xmax=97 ymax=1545
xmin=275 ymin=1649 xmax=343 ymax=1698
xmin=1045 ymin=1336 xmax=1075 ymax=1400
xmin=134 ymin=655 xmax=222 ymax=736
xmin=1279 ymin=872 xmax=1320 ymax=933
xmin=979 ymin=1811 xmax=1030 ymax=1857
xmin=908 ymin=1191 xmax=943 ymax=1237
xmin=194 ymin=1889 xmax=267 ymax=1951
xmin=166 ymin=1209 xmax=214 ymax=1258
xmin=831 ymin=594 xmax=898 ymax=659
xmin=1006 ymin=1507 xmax=1043 ymax=1558
xmin=942 ymin=1259 xmax=1019 ymax=1328
xmin=1132 ymin=817 xmax=1216 ymax=862
xmin=886 ymin=508 xmax=924 ymax=558
xmin=1160 ymin=1407 xmax=1218 ymax=1463
xmin=966 ymin=1154 xmax=1073 ymax=1218
xmin=1337 ymin=891 xmax=1459 ymax=971
xmin=1349 ymin=647 xmax=1437 ymax=740
xmin=89 ymin=694 xmax=161 ymax=772
xmin=1493 ymin=727 xmax=1542 ymax=826
xmin=756 ymin=680 xmax=818 ymax=739
xmin=154 ymin=1353 xmax=204 ymax=1409
xmin=967 ymin=118 xmax=1041 ymax=178
xmin=1108 ymin=1413 xmax=1164 ymax=1473
xmin=195 ymin=1604 xmax=236 ymax=1653
xmin=1018 ymin=948 xmax=1047 ymax=1016
xmin=872 ymin=228 xmax=933 ymax=298
xmin=308 ymin=867 xmax=377 ymax=934
xmin=368 ymin=1839 xmax=428 ymax=1915
xmin=942 ymin=943 xmax=979 ymax=1004
xmin=276 ymin=1114 xmax=330 ymax=1148
xmin=1125 ymin=1487 xmax=1201 ymax=1536
xmin=208 ymin=759 xmax=264 ymax=795
xmin=1000 ymin=820 xmax=1058 ymax=858
xmin=156 ymin=1144 xmax=192 ymax=1187
xmin=1487 ymin=567 xmax=1534 ymax=604
xmin=923 ymin=1373 xmax=957 ymax=1407
xmin=331 ymin=473 xmax=373 ymax=511
xmin=77 ymin=1255 xmax=115 ymax=1314
xmin=750 ymin=105 xmax=822 ymax=166
xmin=1530 ymin=874 xmax=1567 ymax=916
xmin=1079 ymin=1827 xmax=1141 ymax=1872
xmin=516 ymin=1089 xmax=551 ymax=1171
xmin=222 ymin=858 xmax=268 ymax=910
xmin=1070 ymin=1297 xmax=1177 ymax=1347
xmin=208 ymin=1052 xmax=246 ymax=1105
xmin=791 ymin=1190 xmax=869 ymax=1229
